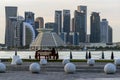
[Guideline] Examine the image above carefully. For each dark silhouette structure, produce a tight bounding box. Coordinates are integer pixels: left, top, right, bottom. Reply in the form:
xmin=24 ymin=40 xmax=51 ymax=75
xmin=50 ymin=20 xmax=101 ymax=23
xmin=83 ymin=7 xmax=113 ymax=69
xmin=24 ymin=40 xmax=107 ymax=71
xmin=70 ymin=51 xmax=72 ymax=59
xmin=111 ymin=51 xmax=114 ymax=60
xmin=35 ymin=48 xmax=58 ymax=60
xmin=88 ymin=51 xmax=91 ymax=59
xmin=85 ymin=51 xmax=88 ymax=59
xmin=101 ymin=51 xmax=104 ymax=59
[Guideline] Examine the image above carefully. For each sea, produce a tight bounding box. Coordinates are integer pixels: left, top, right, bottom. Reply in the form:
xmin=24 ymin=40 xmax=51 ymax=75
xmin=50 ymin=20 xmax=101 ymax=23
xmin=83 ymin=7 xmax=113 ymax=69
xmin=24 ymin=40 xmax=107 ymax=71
xmin=0 ymin=50 xmax=120 ymax=59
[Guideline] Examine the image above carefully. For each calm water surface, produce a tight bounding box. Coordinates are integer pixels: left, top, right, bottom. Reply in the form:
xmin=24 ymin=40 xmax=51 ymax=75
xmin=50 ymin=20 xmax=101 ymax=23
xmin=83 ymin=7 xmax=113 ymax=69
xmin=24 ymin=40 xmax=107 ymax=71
xmin=0 ymin=51 xmax=120 ymax=59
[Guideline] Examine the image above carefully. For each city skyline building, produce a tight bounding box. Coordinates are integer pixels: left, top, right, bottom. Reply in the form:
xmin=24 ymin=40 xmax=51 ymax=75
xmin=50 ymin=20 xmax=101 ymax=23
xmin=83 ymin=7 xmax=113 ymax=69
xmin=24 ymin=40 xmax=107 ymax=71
xmin=45 ymin=22 xmax=57 ymax=33
xmin=77 ymin=5 xmax=87 ymax=34
xmin=24 ymin=11 xmax=35 ymax=26
xmin=74 ymin=9 xmax=86 ymax=43
xmin=63 ymin=10 xmax=71 ymax=44
xmin=100 ymin=19 xmax=109 ymax=43
xmin=71 ymin=18 xmax=75 ymax=32
xmin=90 ymin=12 xmax=100 ymax=43
xmin=55 ymin=10 xmax=62 ymax=34
xmin=5 ymin=6 xmax=17 ymax=47
xmin=36 ymin=17 xmax=44 ymax=28
xmin=108 ymin=26 xmax=113 ymax=43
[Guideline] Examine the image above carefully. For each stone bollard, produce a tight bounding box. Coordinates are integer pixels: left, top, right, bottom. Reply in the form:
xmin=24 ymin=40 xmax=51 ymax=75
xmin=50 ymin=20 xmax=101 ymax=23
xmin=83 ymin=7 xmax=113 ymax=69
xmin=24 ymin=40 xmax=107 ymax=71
xmin=40 ymin=58 xmax=47 ymax=65
xmin=29 ymin=63 xmax=40 ymax=73
xmin=87 ymin=59 xmax=95 ymax=66
xmin=0 ymin=63 xmax=6 ymax=73
xmin=62 ymin=59 xmax=70 ymax=65
xmin=64 ymin=63 xmax=76 ymax=73
xmin=104 ymin=63 xmax=116 ymax=74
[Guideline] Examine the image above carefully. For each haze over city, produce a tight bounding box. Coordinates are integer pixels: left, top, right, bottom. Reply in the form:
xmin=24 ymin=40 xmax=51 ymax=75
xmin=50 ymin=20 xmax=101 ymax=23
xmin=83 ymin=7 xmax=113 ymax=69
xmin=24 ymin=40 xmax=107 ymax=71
xmin=0 ymin=0 xmax=120 ymax=43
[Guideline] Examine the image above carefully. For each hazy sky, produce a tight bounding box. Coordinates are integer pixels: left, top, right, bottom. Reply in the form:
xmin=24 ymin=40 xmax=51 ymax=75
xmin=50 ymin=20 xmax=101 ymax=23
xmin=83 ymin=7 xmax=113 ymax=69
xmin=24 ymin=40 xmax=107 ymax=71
xmin=0 ymin=0 xmax=120 ymax=43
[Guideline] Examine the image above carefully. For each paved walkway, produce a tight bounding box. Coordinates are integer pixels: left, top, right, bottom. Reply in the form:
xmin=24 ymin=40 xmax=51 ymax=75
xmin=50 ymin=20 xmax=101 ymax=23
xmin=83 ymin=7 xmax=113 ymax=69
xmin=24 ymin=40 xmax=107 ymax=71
xmin=0 ymin=62 xmax=120 ymax=80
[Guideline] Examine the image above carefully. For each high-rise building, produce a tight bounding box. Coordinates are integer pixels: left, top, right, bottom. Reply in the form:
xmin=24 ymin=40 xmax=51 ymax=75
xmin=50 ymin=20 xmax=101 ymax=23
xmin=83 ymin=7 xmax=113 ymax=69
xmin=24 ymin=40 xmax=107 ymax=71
xmin=63 ymin=10 xmax=70 ymax=44
xmin=5 ymin=6 xmax=17 ymax=47
xmin=90 ymin=12 xmax=100 ymax=43
xmin=71 ymin=18 xmax=75 ymax=32
xmin=45 ymin=22 xmax=57 ymax=33
xmin=55 ymin=11 xmax=62 ymax=34
xmin=100 ymin=19 xmax=109 ymax=43
xmin=108 ymin=26 xmax=113 ymax=43
xmin=36 ymin=17 xmax=44 ymax=28
xmin=74 ymin=10 xmax=86 ymax=43
xmin=25 ymin=11 xmax=34 ymax=26
xmin=69 ymin=32 xmax=79 ymax=45
xmin=77 ymin=5 xmax=87 ymax=34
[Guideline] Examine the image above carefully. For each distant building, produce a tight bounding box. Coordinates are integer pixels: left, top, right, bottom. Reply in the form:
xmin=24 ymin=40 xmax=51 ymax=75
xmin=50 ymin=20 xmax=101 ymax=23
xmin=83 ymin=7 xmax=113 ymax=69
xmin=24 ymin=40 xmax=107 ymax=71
xmin=55 ymin=10 xmax=62 ymax=34
xmin=74 ymin=10 xmax=86 ymax=43
xmin=69 ymin=32 xmax=79 ymax=45
xmin=22 ymin=22 xmax=35 ymax=47
xmin=36 ymin=17 xmax=44 ymax=28
xmin=45 ymin=22 xmax=57 ymax=33
xmin=100 ymin=19 xmax=109 ymax=43
xmin=90 ymin=12 xmax=100 ymax=43
xmin=71 ymin=18 xmax=75 ymax=32
xmin=5 ymin=6 xmax=17 ymax=47
xmin=25 ymin=11 xmax=34 ymax=26
xmin=30 ymin=28 xmax=65 ymax=50
xmin=108 ymin=26 xmax=113 ymax=43
xmin=59 ymin=32 xmax=67 ymax=44
xmin=63 ymin=10 xmax=71 ymax=44
xmin=77 ymin=5 xmax=87 ymax=35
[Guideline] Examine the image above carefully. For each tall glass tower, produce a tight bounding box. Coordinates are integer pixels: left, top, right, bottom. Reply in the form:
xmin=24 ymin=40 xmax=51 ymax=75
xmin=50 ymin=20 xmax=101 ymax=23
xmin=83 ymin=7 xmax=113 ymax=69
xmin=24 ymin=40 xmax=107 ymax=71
xmin=55 ymin=10 xmax=62 ymax=35
xmin=90 ymin=12 xmax=100 ymax=43
xmin=5 ymin=6 xmax=17 ymax=47
xmin=63 ymin=10 xmax=70 ymax=44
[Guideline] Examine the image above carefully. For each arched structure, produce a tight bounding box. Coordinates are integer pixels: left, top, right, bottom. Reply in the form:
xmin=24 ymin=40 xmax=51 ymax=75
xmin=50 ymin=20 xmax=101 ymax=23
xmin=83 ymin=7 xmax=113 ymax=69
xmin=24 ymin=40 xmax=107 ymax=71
xmin=23 ymin=22 xmax=35 ymax=46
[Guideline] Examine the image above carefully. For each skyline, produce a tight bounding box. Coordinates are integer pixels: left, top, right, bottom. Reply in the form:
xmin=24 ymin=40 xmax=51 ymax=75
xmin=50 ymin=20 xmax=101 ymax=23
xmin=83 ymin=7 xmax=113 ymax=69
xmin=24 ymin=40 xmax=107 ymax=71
xmin=0 ymin=0 xmax=120 ymax=43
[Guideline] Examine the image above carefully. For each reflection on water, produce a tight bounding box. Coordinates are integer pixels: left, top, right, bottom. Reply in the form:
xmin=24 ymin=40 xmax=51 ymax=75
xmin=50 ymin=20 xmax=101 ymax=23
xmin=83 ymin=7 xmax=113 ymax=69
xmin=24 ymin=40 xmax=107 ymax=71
xmin=0 ymin=51 xmax=120 ymax=59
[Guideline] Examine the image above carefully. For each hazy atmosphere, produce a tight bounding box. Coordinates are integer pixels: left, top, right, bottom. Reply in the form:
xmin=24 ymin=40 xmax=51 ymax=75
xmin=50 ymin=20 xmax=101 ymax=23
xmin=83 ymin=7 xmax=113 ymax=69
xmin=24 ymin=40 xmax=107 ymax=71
xmin=0 ymin=0 xmax=120 ymax=43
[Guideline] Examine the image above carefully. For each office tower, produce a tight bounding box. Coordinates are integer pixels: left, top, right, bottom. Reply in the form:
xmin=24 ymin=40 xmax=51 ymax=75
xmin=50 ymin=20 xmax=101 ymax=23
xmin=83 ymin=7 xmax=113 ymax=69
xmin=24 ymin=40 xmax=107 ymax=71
xmin=63 ymin=10 xmax=70 ymax=44
xmin=69 ymin=32 xmax=79 ymax=45
xmin=100 ymin=19 xmax=109 ymax=43
xmin=60 ymin=32 xmax=67 ymax=44
xmin=5 ymin=6 xmax=17 ymax=47
xmin=22 ymin=22 xmax=35 ymax=47
xmin=34 ymin=21 xmax=39 ymax=37
xmin=90 ymin=12 xmax=100 ymax=43
xmin=7 ymin=17 xmax=17 ymax=47
xmin=72 ymin=18 xmax=75 ymax=32
xmin=108 ymin=26 xmax=113 ymax=43
xmin=77 ymin=5 xmax=87 ymax=35
xmin=74 ymin=9 xmax=86 ymax=43
xmin=55 ymin=10 xmax=62 ymax=34
xmin=45 ymin=22 xmax=57 ymax=33
xmin=36 ymin=17 xmax=44 ymax=28
xmin=25 ymin=11 xmax=34 ymax=26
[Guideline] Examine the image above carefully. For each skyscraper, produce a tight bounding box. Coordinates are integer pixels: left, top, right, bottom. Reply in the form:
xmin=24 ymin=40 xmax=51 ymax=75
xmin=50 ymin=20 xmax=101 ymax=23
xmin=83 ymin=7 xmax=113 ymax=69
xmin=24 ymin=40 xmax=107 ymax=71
xmin=36 ymin=17 xmax=44 ymax=28
xmin=77 ymin=5 xmax=87 ymax=34
xmin=5 ymin=6 xmax=17 ymax=47
xmin=100 ymin=19 xmax=109 ymax=43
xmin=55 ymin=10 xmax=62 ymax=34
xmin=71 ymin=18 xmax=75 ymax=32
xmin=63 ymin=10 xmax=70 ymax=44
xmin=74 ymin=9 xmax=86 ymax=43
xmin=108 ymin=26 xmax=113 ymax=43
xmin=45 ymin=22 xmax=57 ymax=33
xmin=90 ymin=12 xmax=100 ymax=43
xmin=25 ymin=11 xmax=34 ymax=26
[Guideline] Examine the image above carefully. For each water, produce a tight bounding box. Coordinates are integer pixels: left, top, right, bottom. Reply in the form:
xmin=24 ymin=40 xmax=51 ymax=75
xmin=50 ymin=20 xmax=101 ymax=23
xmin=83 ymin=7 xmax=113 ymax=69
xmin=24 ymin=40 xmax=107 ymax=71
xmin=0 ymin=50 xmax=120 ymax=59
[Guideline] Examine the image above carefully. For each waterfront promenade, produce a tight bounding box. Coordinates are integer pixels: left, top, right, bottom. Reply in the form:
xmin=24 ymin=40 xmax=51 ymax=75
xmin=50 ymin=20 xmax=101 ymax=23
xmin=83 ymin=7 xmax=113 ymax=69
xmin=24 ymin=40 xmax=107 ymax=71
xmin=0 ymin=62 xmax=120 ymax=80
